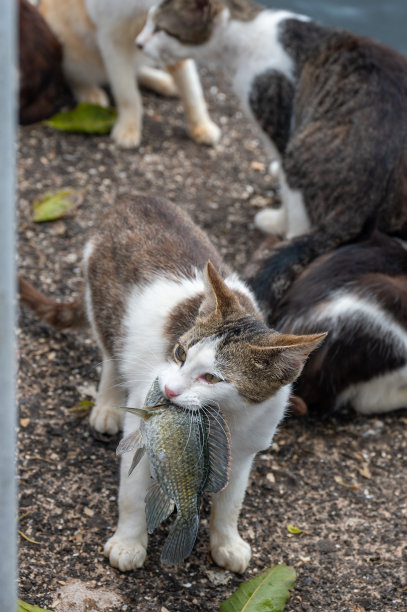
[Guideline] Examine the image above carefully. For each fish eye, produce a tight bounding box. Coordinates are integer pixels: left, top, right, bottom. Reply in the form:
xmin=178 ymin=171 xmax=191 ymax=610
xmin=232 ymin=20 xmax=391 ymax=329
xmin=173 ymin=343 xmax=187 ymax=365
xmin=201 ymin=373 xmax=223 ymax=384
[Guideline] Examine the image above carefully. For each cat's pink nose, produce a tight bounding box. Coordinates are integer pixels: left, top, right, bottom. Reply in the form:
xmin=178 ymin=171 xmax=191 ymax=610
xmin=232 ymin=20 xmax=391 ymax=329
xmin=164 ymin=385 xmax=179 ymax=399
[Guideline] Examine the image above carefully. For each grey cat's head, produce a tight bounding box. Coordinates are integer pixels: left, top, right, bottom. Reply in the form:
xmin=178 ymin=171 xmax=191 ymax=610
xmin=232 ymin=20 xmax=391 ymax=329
xmin=158 ymin=262 xmax=326 ymax=410
xmin=136 ymin=0 xmax=261 ymax=63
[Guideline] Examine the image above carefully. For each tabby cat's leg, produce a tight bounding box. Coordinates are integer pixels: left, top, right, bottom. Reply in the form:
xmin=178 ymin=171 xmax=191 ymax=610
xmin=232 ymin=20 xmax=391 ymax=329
xmin=97 ymin=30 xmax=143 ymax=148
xmin=105 ymin=434 xmax=150 ymax=571
xmin=70 ymin=82 xmax=109 ymax=107
xmin=169 ymin=59 xmax=221 ymax=146
xmin=209 ymin=453 xmax=254 ymax=573
xmin=89 ymin=356 xmax=124 ymax=434
xmin=137 ymin=65 xmax=178 ymax=97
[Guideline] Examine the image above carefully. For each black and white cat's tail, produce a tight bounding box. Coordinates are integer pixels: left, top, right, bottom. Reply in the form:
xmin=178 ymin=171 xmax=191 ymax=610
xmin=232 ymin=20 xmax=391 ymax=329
xmin=19 ymin=276 xmax=87 ymax=330
xmin=246 ymin=218 xmax=382 ymax=311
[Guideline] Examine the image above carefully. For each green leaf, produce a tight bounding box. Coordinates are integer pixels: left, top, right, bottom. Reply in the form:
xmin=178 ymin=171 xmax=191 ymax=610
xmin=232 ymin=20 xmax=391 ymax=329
xmin=68 ymin=399 xmax=95 ymax=414
xmin=17 ymin=599 xmax=53 ymax=612
xmin=33 ymin=189 xmax=78 ymax=222
xmin=220 ymin=564 xmax=296 ymax=612
xmin=286 ymin=523 xmax=302 ymax=534
xmin=45 ymin=103 xmax=117 ymax=134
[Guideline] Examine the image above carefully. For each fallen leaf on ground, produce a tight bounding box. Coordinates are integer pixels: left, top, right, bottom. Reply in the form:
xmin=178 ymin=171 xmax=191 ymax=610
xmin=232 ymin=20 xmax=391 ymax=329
xmin=334 ymin=475 xmax=360 ymax=490
xmin=45 ymin=103 xmax=117 ymax=134
xmin=18 ymin=529 xmax=41 ymax=545
xmin=287 ymin=523 xmax=302 ymax=534
xmin=67 ymin=400 xmax=94 ymax=415
xmin=18 ymin=600 xmax=52 ymax=612
xmin=33 ymin=190 xmax=79 ymax=223
xmin=220 ymin=564 xmax=296 ymax=612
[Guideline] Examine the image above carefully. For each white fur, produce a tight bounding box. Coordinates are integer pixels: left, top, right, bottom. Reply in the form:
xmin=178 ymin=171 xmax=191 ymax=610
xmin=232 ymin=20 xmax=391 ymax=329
xmin=255 ymin=165 xmax=311 ymax=237
xmin=289 ymin=292 xmax=407 ymax=414
xmin=89 ymin=270 xmax=290 ymax=573
xmin=42 ymin=0 xmax=219 ymax=147
xmin=138 ymin=8 xmax=310 ymax=233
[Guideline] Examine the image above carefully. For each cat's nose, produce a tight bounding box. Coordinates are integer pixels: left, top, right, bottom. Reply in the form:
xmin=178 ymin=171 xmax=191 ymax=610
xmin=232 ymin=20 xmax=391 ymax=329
xmin=164 ymin=385 xmax=179 ymax=399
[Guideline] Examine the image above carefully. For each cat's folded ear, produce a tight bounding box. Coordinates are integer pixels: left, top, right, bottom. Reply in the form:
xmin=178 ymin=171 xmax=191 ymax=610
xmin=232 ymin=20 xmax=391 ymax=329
xmin=200 ymin=261 xmax=244 ymax=318
xmin=250 ymin=332 xmax=327 ymax=385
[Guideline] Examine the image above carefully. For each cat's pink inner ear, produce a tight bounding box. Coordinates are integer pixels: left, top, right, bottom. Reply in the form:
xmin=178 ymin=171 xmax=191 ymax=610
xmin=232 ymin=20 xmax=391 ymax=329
xmin=204 ymin=261 xmax=243 ymax=318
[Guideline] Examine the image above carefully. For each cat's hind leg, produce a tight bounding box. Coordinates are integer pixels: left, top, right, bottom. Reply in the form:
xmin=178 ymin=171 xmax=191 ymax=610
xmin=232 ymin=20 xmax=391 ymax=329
xmin=89 ymin=355 xmax=125 ymax=434
xmin=105 ymin=414 xmax=150 ymax=571
xmin=137 ymin=65 xmax=178 ymax=97
xmin=340 ymin=365 xmax=407 ymax=415
xmin=209 ymin=453 xmax=253 ymax=573
xmin=71 ymin=82 xmax=109 ymax=107
xmin=169 ymin=59 xmax=221 ymax=146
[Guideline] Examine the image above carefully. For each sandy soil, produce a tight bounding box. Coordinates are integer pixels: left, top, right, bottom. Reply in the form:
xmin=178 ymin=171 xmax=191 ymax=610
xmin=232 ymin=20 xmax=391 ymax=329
xmin=17 ymin=69 xmax=407 ymax=612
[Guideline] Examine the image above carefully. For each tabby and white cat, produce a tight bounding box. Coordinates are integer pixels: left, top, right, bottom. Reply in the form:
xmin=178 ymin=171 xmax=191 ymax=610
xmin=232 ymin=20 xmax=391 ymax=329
xmin=19 ymin=194 xmax=324 ymax=573
xmin=39 ymin=0 xmax=220 ymax=147
xmin=248 ymin=232 xmax=407 ymax=415
xmin=137 ymin=0 xmax=407 ymax=304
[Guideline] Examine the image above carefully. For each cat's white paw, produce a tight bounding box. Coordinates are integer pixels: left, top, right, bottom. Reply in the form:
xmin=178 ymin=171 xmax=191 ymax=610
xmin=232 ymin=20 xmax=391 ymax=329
xmin=210 ymin=535 xmax=251 ymax=574
xmin=254 ymin=207 xmax=287 ymax=236
xmin=75 ymin=85 xmax=109 ymax=108
xmin=112 ymin=120 xmax=141 ymax=148
xmin=189 ymin=120 xmax=221 ymax=146
xmin=104 ymin=534 xmax=147 ymax=571
xmin=89 ymin=402 xmax=122 ymax=434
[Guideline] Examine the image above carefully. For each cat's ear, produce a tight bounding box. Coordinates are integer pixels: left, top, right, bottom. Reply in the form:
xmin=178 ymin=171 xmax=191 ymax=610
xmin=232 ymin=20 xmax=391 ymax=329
xmin=249 ymin=332 xmax=327 ymax=384
xmin=200 ymin=261 xmax=244 ymax=318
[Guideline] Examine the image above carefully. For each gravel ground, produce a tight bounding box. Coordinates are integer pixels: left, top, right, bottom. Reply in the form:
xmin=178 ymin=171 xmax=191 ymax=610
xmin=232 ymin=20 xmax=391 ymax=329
xmin=17 ymin=68 xmax=407 ymax=612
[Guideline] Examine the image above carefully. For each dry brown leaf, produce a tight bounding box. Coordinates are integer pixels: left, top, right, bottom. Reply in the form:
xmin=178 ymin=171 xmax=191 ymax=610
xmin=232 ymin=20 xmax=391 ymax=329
xmin=334 ymin=475 xmax=360 ymax=490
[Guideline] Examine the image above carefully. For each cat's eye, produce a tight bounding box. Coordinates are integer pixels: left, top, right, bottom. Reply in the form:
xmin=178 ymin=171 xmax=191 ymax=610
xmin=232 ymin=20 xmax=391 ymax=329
xmin=201 ymin=373 xmax=223 ymax=384
xmin=174 ymin=343 xmax=187 ymax=365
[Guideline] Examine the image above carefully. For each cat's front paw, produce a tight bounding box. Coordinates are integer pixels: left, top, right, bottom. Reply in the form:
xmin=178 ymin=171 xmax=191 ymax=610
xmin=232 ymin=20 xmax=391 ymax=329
xmin=189 ymin=120 xmax=221 ymax=146
xmin=104 ymin=534 xmax=147 ymax=571
xmin=112 ymin=120 xmax=141 ymax=148
xmin=89 ymin=403 xmax=122 ymax=434
xmin=210 ymin=535 xmax=251 ymax=573
xmin=254 ymin=207 xmax=287 ymax=236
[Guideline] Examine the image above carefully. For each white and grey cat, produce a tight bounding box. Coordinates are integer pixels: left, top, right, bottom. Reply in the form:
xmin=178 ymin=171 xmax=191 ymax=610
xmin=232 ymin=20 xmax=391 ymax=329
xmin=137 ymin=0 xmax=407 ymax=304
xmin=40 ymin=0 xmax=220 ymax=147
xmin=19 ymin=194 xmax=324 ymax=573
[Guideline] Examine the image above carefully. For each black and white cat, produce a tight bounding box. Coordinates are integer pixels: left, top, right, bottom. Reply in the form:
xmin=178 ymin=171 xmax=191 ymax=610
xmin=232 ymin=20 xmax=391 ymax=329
xmin=248 ymin=231 xmax=407 ymax=415
xmin=19 ymin=194 xmax=324 ymax=572
xmin=137 ymin=0 xmax=407 ymax=305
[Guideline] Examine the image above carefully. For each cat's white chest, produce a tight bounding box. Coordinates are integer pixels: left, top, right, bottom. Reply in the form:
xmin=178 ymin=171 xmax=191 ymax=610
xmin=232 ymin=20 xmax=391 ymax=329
xmin=227 ymin=11 xmax=297 ymax=113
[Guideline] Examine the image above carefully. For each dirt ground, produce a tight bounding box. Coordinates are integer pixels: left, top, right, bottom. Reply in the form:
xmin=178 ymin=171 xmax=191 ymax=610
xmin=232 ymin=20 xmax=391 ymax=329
xmin=17 ymin=68 xmax=407 ymax=612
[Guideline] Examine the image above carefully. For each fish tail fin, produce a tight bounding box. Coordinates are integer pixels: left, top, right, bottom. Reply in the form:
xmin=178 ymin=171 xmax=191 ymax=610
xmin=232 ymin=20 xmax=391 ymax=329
xmin=161 ymin=512 xmax=199 ymax=565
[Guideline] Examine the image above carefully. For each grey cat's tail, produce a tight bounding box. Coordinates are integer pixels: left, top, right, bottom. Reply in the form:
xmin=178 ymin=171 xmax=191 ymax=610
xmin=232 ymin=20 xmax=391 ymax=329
xmin=161 ymin=513 xmax=199 ymax=565
xmin=19 ymin=276 xmax=87 ymax=330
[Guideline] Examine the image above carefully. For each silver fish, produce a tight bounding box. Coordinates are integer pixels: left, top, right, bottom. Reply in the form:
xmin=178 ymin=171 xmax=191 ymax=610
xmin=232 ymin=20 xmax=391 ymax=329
xmin=117 ymin=378 xmax=231 ymax=565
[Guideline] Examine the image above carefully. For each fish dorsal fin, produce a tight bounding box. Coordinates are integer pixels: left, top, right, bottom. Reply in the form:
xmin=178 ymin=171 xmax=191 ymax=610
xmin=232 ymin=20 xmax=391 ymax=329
xmin=144 ymin=377 xmax=169 ymax=409
xmin=128 ymin=447 xmax=146 ymax=476
xmin=116 ymin=430 xmax=143 ymax=456
xmin=145 ymin=482 xmax=175 ymax=534
xmin=203 ymin=408 xmax=232 ymax=494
